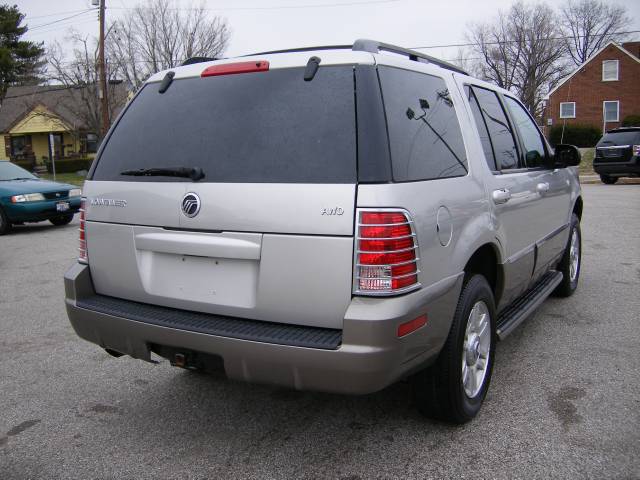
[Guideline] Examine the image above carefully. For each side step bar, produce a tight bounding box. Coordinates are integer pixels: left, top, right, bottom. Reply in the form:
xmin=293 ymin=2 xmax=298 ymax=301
xmin=496 ymin=270 xmax=563 ymax=340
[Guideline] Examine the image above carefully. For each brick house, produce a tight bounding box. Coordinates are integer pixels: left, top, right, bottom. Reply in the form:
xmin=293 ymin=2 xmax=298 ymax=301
xmin=543 ymin=41 xmax=640 ymax=138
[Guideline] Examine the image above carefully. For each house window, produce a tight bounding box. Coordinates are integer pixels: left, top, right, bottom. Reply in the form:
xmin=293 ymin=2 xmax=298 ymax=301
xmin=86 ymin=133 xmax=98 ymax=153
xmin=603 ymin=101 xmax=619 ymax=122
xmin=602 ymin=60 xmax=619 ymax=81
xmin=560 ymin=102 xmax=576 ymax=119
xmin=10 ymin=135 xmax=31 ymax=157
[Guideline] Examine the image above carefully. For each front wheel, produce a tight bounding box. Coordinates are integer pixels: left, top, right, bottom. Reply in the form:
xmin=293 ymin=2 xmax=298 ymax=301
xmin=553 ymin=213 xmax=581 ymax=297
xmin=412 ymin=274 xmax=496 ymax=424
xmin=600 ymin=175 xmax=618 ymax=184
xmin=49 ymin=214 xmax=74 ymax=226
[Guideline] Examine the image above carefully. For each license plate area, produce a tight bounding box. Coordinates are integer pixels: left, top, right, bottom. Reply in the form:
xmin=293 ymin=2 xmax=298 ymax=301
xmin=136 ymin=251 xmax=258 ymax=308
xmin=56 ymin=201 xmax=70 ymax=212
xmin=602 ymin=148 xmax=624 ymax=158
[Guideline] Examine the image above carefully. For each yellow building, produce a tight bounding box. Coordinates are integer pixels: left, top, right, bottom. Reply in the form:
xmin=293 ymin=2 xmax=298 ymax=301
xmin=0 ymin=84 xmax=128 ymax=169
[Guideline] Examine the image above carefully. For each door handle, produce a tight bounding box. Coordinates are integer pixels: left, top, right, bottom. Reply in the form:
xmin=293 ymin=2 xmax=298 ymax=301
xmin=492 ymin=188 xmax=511 ymax=204
xmin=536 ymin=182 xmax=550 ymax=194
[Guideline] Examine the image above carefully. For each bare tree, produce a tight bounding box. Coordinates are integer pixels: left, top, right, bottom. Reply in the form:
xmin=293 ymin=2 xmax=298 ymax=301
xmin=108 ymin=0 xmax=230 ymax=89
xmin=560 ymin=0 xmax=631 ymax=66
xmin=467 ymin=9 xmax=523 ymax=92
xmin=467 ymin=1 xmax=568 ymax=117
xmin=450 ymin=47 xmax=474 ymax=74
xmin=47 ymin=32 xmax=128 ymax=139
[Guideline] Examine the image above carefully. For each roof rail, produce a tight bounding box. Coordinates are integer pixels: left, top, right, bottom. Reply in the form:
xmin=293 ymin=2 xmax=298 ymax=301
xmin=243 ymin=39 xmax=468 ymax=75
xmin=352 ymin=39 xmax=468 ymax=75
xmin=181 ymin=57 xmax=218 ymax=66
xmin=244 ymin=45 xmax=353 ymax=57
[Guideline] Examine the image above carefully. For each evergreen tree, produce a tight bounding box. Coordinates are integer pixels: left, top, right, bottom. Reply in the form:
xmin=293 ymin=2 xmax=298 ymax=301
xmin=0 ymin=4 xmax=45 ymax=100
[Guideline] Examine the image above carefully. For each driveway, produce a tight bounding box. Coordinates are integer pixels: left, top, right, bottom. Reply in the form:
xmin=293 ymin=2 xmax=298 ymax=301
xmin=1 ymin=184 xmax=638 ymax=479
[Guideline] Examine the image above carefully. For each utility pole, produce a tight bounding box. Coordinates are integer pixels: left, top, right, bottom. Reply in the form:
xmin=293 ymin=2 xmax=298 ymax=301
xmin=98 ymin=0 xmax=109 ymax=137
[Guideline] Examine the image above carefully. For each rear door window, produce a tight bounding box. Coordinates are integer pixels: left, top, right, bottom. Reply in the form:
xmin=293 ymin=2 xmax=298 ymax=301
xmin=378 ymin=67 xmax=468 ymax=182
xmin=503 ymin=96 xmax=546 ymax=168
xmin=466 ymin=86 xmax=497 ymax=171
xmin=91 ymin=66 xmax=356 ymax=183
xmin=471 ymin=86 xmax=520 ymax=171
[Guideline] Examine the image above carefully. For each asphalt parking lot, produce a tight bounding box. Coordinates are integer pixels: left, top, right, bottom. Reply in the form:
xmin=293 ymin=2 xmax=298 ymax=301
xmin=1 ymin=184 xmax=639 ymax=479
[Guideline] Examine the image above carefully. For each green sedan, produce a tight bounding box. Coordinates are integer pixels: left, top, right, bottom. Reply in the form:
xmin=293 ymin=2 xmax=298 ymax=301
xmin=0 ymin=161 xmax=82 ymax=235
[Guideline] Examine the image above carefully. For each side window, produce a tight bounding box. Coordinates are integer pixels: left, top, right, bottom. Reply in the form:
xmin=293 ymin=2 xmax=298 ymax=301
xmin=378 ymin=66 xmax=468 ymax=182
xmin=465 ymin=86 xmax=497 ymax=171
xmin=471 ymin=87 xmax=519 ymax=170
xmin=504 ymin=96 xmax=546 ymax=168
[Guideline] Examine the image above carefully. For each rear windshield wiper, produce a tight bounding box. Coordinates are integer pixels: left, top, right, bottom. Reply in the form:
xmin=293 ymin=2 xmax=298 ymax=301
xmin=120 ymin=166 xmax=205 ymax=181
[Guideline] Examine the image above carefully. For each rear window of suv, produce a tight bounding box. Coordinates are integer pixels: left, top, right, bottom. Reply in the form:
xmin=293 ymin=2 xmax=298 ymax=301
xmin=598 ymin=130 xmax=640 ymax=146
xmin=91 ymin=66 xmax=356 ymax=183
xmin=378 ymin=66 xmax=468 ymax=182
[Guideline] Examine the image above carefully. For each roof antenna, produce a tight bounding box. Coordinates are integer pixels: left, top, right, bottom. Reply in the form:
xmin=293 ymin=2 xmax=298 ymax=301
xmin=158 ymin=71 xmax=175 ymax=94
xmin=304 ymin=56 xmax=321 ymax=81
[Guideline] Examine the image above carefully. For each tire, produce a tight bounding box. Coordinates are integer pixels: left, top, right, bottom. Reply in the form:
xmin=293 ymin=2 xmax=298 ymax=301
xmin=0 ymin=207 xmax=11 ymax=235
xmin=49 ymin=214 xmax=74 ymax=226
xmin=553 ymin=213 xmax=581 ymax=297
xmin=412 ymin=274 xmax=496 ymax=424
xmin=600 ymin=175 xmax=618 ymax=184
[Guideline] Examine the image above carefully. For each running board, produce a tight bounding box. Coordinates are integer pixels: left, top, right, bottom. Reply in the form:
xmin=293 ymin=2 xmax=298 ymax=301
xmin=496 ymin=270 xmax=563 ymax=340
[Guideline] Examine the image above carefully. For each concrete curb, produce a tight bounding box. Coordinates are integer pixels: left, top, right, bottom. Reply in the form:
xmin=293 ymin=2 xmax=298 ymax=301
xmin=580 ymin=175 xmax=640 ymax=185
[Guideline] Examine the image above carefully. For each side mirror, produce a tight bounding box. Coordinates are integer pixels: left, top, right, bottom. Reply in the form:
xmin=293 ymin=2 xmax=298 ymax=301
xmin=552 ymin=144 xmax=581 ymax=168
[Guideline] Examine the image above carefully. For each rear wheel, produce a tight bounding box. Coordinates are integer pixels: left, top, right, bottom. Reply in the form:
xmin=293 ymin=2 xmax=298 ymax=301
xmin=412 ymin=274 xmax=496 ymax=424
xmin=553 ymin=213 xmax=581 ymax=297
xmin=600 ymin=175 xmax=618 ymax=184
xmin=49 ymin=214 xmax=74 ymax=226
xmin=0 ymin=207 xmax=11 ymax=235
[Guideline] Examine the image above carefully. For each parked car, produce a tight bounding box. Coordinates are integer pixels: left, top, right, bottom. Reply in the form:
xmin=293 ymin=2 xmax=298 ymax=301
xmin=64 ymin=40 xmax=583 ymax=423
xmin=593 ymin=127 xmax=640 ymax=184
xmin=0 ymin=160 xmax=81 ymax=235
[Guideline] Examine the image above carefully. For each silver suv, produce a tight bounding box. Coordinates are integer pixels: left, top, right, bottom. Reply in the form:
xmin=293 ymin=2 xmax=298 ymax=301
xmin=64 ymin=40 xmax=583 ymax=423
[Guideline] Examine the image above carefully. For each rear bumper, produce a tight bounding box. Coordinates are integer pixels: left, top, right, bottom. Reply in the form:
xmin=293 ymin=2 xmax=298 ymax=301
xmin=593 ymin=157 xmax=640 ymax=177
xmin=4 ymin=197 xmax=81 ymax=222
xmin=64 ymin=263 xmax=462 ymax=394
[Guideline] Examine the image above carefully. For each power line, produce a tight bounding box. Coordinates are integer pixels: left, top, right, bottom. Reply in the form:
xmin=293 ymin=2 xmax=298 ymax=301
xmin=28 ymin=9 xmax=98 ymax=31
xmin=410 ymin=29 xmax=640 ymax=50
xmin=24 ymin=9 xmax=96 ymax=20
xmin=108 ymin=0 xmax=400 ymax=11
xmin=26 ymin=19 xmax=98 ymax=37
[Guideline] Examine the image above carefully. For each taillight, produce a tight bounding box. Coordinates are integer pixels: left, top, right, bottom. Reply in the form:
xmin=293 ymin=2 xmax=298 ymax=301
xmin=354 ymin=209 xmax=420 ymax=295
xmin=78 ymin=198 xmax=88 ymax=264
xmin=201 ymin=60 xmax=269 ymax=78
xmin=633 ymin=145 xmax=640 ymax=156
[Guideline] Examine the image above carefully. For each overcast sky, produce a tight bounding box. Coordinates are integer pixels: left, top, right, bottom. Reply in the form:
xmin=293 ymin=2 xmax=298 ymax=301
xmin=19 ymin=0 xmax=640 ymax=63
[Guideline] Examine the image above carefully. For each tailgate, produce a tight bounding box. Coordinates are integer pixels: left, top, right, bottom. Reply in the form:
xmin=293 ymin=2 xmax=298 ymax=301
xmin=83 ymin=62 xmax=359 ymax=329
xmin=83 ymin=182 xmax=355 ymax=329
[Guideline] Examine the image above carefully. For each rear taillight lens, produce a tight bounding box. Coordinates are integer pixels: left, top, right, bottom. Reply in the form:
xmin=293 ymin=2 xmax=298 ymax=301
xmin=78 ymin=198 xmax=88 ymax=264
xmin=354 ymin=209 xmax=420 ymax=295
xmin=633 ymin=145 xmax=640 ymax=156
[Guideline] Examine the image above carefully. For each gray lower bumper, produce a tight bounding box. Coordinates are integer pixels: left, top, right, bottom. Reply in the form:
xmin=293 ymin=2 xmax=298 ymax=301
xmin=64 ymin=263 xmax=461 ymax=395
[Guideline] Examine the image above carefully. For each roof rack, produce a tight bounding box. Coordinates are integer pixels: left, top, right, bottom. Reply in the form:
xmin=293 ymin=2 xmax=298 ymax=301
xmin=243 ymin=39 xmax=468 ymax=75
xmin=352 ymin=39 xmax=468 ymax=75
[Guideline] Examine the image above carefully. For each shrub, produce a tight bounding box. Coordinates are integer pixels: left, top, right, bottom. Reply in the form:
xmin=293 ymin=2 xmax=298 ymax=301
xmin=549 ymin=124 xmax=602 ymax=148
xmin=45 ymin=158 xmax=93 ymax=174
xmin=621 ymin=115 xmax=640 ymax=127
